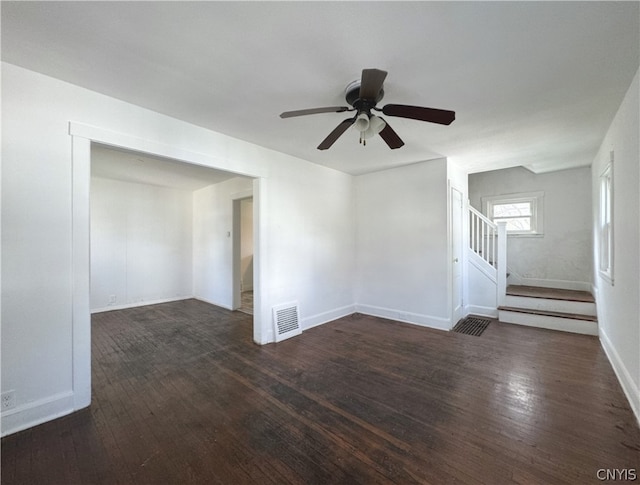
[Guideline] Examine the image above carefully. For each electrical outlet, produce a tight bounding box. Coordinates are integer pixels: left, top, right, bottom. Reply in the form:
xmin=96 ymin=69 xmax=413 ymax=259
xmin=108 ymin=295 xmax=116 ymax=305
xmin=1 ymin=391 xmax=16 ymax=411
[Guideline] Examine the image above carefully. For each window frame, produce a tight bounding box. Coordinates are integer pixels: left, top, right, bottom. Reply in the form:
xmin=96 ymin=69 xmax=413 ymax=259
xmin=482 ymin=191 xmax=544 ymax=237
xmin=598 ymin=154 xmax=614 ymax=285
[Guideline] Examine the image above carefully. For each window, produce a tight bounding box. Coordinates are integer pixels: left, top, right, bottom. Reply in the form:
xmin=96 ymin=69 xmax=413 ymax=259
xmin=482 ymin=192 xmax=544 ymax=236
xmin=599 ymin=154 xmax=614 ymax=284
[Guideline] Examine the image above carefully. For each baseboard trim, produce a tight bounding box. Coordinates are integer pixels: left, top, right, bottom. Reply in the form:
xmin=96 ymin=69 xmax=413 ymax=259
xmin=91 ymin=295 xmax=194 ymax=314
xmin=301 ymin=304 xmax=356 ymax=331
xmin=465 ymin=305 xmax=498 ymax=319
xmin=1 ymin=391 xmax=76 ymax=437
xmin=192 ymin=296 xmax=233 ymax=311
xmin=599 ymin=329 xmax=640 ymax=427
xmin=355 ymin=304 xmax=450 ymax=331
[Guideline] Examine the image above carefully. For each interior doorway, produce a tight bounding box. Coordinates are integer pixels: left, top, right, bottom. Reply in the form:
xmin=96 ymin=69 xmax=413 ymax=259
xmin=70 ymin=123 xmax=265 ymax=411
xmin=232 ymin=196 xmax=254 ymax=315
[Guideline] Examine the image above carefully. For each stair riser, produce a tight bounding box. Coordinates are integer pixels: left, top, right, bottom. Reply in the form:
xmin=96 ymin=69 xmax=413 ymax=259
xmin=504 ymin=295 xmax=596 ymax=316
xmin=499 ymin=310 xmax=598 ymax=336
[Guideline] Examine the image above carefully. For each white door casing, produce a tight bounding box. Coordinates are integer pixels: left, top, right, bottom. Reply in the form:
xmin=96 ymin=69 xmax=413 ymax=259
xmin=451 ymin=186 xmax=464 ymax=325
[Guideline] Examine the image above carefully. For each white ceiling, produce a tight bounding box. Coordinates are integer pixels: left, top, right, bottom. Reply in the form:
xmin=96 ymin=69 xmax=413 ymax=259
xmin=2 ymin=2 xmax=638 ymax=176
xmin=91 ymin=144 xmax=239 ymax=191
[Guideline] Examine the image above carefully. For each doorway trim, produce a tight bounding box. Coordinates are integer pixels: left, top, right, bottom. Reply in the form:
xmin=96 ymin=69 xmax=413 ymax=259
xmin=448 ymin=182 xmax=465 ymax=328
xmin=70 ymin=122 xmax=265 ymax=411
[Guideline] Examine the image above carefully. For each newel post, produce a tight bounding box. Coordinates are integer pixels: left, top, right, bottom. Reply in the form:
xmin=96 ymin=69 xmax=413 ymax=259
xmin=496 ymin=221 xmax=508 ymax=307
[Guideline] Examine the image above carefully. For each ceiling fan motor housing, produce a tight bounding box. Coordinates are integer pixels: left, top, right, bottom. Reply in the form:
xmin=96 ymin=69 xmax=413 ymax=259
xmin=345 ymin=80 xmax=384 ymax=109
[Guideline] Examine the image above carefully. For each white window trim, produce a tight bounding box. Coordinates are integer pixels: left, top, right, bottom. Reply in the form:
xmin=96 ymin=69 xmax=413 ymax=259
xmin=598 ymin=153 xmax=614 ymax=285
xmin=481 ymin=191 xmax=544 ymax=237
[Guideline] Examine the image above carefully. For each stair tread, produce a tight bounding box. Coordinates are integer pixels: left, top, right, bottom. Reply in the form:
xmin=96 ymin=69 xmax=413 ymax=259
xmin=498 ymin=305 xmax=598 ymax=322
xmin=506 ymin=285 xmax=594 ymax=303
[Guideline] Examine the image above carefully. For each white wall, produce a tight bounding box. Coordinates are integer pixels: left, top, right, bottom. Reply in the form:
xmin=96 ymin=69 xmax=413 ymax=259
xmin=193 ymin=177 xmax=253 ymax=308
xmin=355 ymin=159 xmax=450 ymax=330
xmin=469 ymin=165 xmax=592 ymax=290
xmin=447 ymin=159 xmax=468 ymax=195
xmin=592 ymin=69 xmax=639 ymax=423
xmin=91 ymin=177 xmax=193 ymax=311
xmin=240 ymin=197 xmax=254 ymax=291
xmin=265 ymin=161 xmax=356 ymax=329
xmin=1 ymin=62 xmax=355 ymax=436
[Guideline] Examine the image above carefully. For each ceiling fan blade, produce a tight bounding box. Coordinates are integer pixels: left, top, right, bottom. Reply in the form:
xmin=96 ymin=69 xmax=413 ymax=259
xmin=382 ymin=104 xmax=455 ymax=125
xmin=280 ymin=106 xmax=352 ymax=118
xmin=317 ymin=117 xmax=356 ymax=150
xmin=359 ymin=69 xmax=388 ymax=100
xmin=378 ymin=118 xmax=405 ymax=149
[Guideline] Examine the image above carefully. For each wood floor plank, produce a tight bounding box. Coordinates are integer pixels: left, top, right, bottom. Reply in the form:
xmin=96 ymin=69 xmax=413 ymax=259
xmin=2 ymin=299 xmax=639 ymax=484
xmin=506 ymin=285 xmax=595 ymax=302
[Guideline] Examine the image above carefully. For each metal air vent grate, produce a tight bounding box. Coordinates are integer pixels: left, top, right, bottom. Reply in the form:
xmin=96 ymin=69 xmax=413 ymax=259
xmin=272 ymin=302 xmax=302 ymax=342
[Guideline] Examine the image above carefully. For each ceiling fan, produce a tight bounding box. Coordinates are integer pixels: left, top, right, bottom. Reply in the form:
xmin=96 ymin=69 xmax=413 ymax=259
xmin=280 ymin=68 xmax=455 ymax=150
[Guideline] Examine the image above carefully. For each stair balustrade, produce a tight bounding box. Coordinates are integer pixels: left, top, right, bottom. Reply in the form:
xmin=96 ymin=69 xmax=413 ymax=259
xmin=469 ymin=205 xmax=507 ymax=305
xmin=469 ymin=206 xmax=497 ymax=267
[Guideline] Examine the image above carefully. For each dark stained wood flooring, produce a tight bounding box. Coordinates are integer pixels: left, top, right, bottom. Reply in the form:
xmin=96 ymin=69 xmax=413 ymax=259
xmin=2 ymin=299 xmax=639 ymax=484
xmin=506 ymin=285 xmax=595 ymax=303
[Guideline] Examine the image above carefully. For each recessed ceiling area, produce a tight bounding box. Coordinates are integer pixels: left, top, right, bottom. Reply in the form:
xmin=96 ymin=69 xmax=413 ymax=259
xmin=91 ymin=144 xmax=241 ymax=191
xmin=3 ymin=2 xmax=638 ymax=175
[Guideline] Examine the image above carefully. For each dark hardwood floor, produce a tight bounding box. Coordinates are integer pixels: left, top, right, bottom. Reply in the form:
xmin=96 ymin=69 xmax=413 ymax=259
xmin=506 ymin=285 xmax=595 ymax=303
xmin=2 ymin=299 xmax=639 ymax=484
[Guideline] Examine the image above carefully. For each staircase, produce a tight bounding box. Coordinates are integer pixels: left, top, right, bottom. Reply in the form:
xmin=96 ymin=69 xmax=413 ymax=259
xmin=467 ymin=204 xmax=598 ymax=336
xmin=498 ymin=285 xmax=598 ymax=336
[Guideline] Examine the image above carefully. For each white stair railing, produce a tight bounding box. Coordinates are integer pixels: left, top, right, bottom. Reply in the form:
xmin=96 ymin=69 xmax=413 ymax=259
xmin=496 ymin=221 xmax=507 ymax=306
xmin=469 ymin=205 xmax=498 ymax=268
xmin=469 ymin=205 xmax=508 ymax=305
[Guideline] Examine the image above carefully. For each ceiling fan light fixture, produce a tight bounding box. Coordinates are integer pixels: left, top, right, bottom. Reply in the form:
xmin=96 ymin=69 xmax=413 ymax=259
xmin=353 ymin=112 xmax=370 ymax=132
xmin=357 ymin=114 xmax=386 ymax=145
xmin=366 ymin=115 xmax=386 ymax=137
